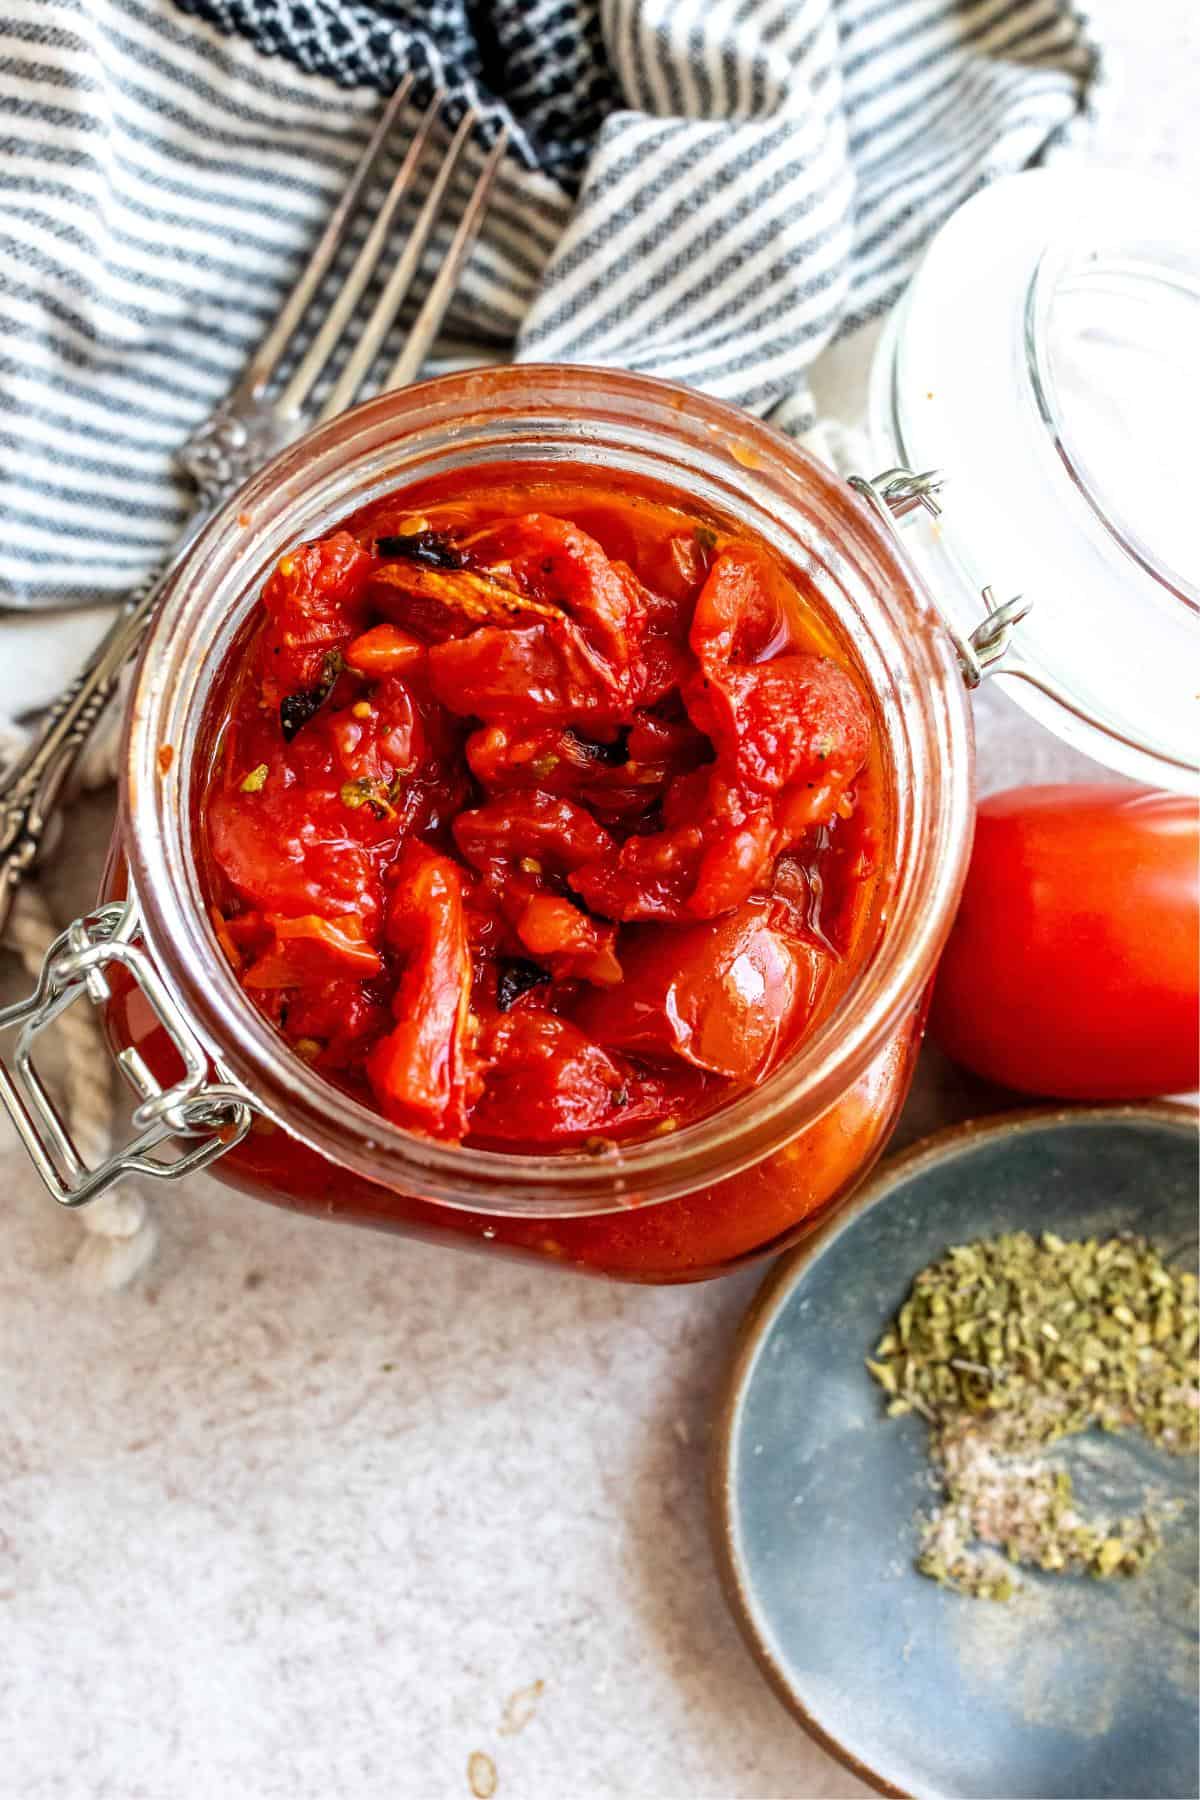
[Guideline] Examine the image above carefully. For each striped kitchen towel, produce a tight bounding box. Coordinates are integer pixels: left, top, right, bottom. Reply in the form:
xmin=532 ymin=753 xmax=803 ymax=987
xmin=0 ymin=0 xmax=1100 ymax=620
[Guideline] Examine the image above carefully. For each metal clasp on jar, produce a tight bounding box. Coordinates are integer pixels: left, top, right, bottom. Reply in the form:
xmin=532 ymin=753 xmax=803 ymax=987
xmin=852 ymin=465 xmax=1194 ymax=779
xmin=848 ymin=467 xmax=1034 ymax=685
xmin=0 ymin=895 xmax=253 ymax=1208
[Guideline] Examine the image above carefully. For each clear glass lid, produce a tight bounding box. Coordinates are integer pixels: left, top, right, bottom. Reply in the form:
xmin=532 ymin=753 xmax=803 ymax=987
xmin=869 ymin=169 xmax=1199 ymax=791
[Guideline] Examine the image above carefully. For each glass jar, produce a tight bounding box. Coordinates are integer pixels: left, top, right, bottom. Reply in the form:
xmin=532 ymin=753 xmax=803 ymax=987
xmin=92 ymin=366 xmax=973 ymax=1283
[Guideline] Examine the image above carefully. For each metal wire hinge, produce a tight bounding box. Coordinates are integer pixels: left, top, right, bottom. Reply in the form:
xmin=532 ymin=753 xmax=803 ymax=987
xmin=848 ymin=468 xmax=1033 ymax=686
xmin=0 ymin=897 xmax=254 ymax=1209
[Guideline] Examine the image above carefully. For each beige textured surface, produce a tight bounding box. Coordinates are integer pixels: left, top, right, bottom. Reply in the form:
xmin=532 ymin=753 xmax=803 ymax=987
xmin=2 ymin=12 xmax=1196 ymax=1795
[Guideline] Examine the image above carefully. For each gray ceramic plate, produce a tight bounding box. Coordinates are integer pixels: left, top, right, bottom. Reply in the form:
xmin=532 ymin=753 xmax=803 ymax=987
xmin=711 ymin=1105 xmax=1199 ymax=1800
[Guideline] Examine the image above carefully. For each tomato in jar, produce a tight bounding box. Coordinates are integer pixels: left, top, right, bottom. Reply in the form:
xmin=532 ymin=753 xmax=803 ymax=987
xmin=192 ymin=470 xmax=884 ymax=1159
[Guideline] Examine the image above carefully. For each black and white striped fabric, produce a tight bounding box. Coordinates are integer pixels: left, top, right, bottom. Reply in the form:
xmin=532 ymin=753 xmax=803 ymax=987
xmin=0 ymin=0 xmax=1100 ymax=615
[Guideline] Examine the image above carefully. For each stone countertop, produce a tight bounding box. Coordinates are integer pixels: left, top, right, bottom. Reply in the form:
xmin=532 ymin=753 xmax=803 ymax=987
xmin=2 ymin=11 xmax=1196 ymax=1796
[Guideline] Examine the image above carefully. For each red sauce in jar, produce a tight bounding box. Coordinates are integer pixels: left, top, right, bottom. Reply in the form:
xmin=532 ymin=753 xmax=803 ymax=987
xmin=195 ymin=468 xmax=883 ymax=1154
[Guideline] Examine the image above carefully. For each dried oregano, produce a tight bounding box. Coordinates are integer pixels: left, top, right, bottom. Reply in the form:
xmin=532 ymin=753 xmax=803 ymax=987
xmin=868 ymin=1232 xmax=1199 ymax=1600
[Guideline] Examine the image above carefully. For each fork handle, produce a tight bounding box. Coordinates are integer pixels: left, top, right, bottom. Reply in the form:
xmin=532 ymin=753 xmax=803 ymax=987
xmin=0 ymin=511 xmax=210 ymax=937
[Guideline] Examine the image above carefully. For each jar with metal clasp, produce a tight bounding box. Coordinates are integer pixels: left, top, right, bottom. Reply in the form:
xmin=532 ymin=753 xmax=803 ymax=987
xmin=1 ymin=171 xmax=1193 ymax=1284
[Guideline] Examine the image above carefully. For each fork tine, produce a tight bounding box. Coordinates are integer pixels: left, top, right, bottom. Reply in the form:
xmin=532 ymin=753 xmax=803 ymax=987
xmin=233 ymin=75 xmax=413 ymax=404
xmin=382 ymin=126 xmax=509 ymax=394
xmin=278 ymin=87 xmax=448 ymax=420
xmin=316 ymin=107 xmax=480 ymax=423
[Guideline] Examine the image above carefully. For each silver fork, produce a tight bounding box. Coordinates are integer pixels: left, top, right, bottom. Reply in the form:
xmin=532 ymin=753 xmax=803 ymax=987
xmin=0 ymin=80 xmax=508 ymax=936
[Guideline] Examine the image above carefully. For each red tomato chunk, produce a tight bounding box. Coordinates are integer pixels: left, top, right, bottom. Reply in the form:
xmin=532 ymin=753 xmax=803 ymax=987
xmin=199 ymin=475 xmax=880 ymax=1146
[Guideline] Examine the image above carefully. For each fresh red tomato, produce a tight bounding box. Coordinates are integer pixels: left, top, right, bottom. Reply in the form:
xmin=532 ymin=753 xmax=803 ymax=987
xmin=930 ymin=785 xmax=1199 ymax=1099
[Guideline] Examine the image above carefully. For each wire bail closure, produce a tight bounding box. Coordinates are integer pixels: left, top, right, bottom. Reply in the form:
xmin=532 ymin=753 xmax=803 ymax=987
xmin=852 ymin=466 xmax=1197 ymax=780
xmin=0 ymin=895 xmax=253 ymax=1209
xmin=847 ymin=467 xmax=1032 ymax=687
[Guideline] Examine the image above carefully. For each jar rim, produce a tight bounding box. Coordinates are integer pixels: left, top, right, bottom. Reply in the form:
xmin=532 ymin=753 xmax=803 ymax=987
xmin=123 ymin=365 xmax=973 ymax=1216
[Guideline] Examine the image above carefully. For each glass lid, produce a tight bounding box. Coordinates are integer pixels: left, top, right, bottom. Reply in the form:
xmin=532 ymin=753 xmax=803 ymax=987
xmin=869 ymin=169 xmax=1199 ymax=792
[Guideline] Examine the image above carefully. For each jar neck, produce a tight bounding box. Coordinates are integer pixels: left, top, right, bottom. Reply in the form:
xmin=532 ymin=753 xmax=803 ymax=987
xmin=123 ymin=367 xmax=973 ymax=1218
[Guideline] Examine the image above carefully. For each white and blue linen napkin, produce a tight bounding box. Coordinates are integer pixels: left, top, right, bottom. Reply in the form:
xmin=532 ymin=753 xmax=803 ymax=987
xmin=1 ymin=0 xmax=1100 ymax=658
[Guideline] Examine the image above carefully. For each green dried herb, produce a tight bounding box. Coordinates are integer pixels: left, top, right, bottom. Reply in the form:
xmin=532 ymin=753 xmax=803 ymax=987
xmin=339 ymin=771 xmax=408 ymax=820
xmin=869 ymin=1232 xmax=1199 ymax=1600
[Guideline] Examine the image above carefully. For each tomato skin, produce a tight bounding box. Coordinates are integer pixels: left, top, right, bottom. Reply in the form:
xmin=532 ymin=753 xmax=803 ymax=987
xmin=467 ymin=1011 xmax=677 ymax=1146
xmin=344 ymin=623 xmax=426 ymax=676
xmin=258 ymin=532 xmax=373 ymax=702
xmin=930 ymin=785 xmax=1200 ymax=1099
xmin=365 ymin=844 xmax=478 ymax=1136
xmin=242 ymin=913 xmax=382 ymax=988
xmin=575 ymin=898 xmax=829 ymax=1079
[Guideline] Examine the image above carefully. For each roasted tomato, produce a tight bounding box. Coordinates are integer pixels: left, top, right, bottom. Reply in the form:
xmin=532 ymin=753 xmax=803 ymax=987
xmin=241 ymin=914 xmax=383 ymax=989
xmin=465 ymin=713 xmax=708 ymax=824
xmin=568 ymin=773 xmax=778 ymax=922
xmin=931 ymin=785 xmax=1200 ymax=1100
xmin=468 ymin=1010 xmax=681 ymax=1147
xmin=258 ymin=531 xmax=373 ymax=704
xmin=452 ymin=794 xmax=622 ymax=986
xmin=200 ymin=474 xmax=880 ymax=1143
xmin=365 ymin=844 xmax=478 ymax=1135
xmin=576 ymin=899 xmax=830 ymax=1079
